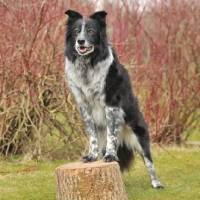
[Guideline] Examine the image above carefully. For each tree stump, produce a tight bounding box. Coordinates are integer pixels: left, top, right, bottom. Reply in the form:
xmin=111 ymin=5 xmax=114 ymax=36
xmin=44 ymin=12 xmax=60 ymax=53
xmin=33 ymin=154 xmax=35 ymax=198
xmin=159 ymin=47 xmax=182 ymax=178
xmin=55 ymin=160 xmax=128 ymax=200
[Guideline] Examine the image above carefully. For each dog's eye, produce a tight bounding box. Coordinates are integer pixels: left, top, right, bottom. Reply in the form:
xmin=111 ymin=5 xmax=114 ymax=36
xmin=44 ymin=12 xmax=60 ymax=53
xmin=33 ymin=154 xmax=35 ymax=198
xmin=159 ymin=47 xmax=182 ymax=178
xmin=88 ymin=30 xmax=94 ymax=35
xmin=74 ymin=29 xmax=80 ymax=35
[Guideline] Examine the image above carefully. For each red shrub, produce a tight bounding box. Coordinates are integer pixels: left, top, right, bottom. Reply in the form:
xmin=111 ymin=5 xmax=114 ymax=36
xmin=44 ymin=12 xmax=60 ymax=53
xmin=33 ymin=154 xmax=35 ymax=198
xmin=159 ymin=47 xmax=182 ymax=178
xmin=0 ymin=0 xmax=200 ymax=158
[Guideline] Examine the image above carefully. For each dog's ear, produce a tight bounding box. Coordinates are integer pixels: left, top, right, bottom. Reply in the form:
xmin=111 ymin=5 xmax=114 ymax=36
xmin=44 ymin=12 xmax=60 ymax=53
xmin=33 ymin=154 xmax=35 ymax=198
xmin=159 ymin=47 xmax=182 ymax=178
xmin=65 ymin=10 xmax=83 ymax=25
xmin=90 ymin=11 xmax=107 ymax=28
xmin=90 ymin=11 xmax=107 ymax=20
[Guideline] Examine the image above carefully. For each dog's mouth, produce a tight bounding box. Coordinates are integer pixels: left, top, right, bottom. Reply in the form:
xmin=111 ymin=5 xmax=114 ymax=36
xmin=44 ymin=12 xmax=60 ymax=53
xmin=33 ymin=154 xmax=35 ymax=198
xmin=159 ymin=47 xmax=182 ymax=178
xmin=77 ymin=46 xmax=94 ymax=55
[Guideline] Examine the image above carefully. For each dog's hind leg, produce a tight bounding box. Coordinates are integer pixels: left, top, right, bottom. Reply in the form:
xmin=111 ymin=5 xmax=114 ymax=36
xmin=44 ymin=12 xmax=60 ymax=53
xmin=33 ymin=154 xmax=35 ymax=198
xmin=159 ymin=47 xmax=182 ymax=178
xmin=130 ymin=113 xmax=164 ymax=189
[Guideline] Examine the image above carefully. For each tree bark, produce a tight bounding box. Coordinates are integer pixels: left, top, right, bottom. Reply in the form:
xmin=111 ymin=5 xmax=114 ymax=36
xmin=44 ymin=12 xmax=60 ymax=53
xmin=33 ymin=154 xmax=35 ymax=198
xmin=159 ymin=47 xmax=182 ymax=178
xmin=55 ymin=160 xmax=128 ymax=200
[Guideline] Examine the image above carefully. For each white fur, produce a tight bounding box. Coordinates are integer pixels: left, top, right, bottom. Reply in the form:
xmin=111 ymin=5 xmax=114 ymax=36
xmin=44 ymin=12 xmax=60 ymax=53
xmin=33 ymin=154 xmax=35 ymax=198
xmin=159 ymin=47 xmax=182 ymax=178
xmin=118 ymin=125 xmax=143 ymax=153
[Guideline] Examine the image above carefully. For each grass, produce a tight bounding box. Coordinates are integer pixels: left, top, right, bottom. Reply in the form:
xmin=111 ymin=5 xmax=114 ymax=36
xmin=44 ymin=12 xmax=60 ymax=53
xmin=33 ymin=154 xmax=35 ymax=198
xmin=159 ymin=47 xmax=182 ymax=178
xmin=0 ymin=159 xmax=65 ymax=200
xmin=124 ymin=148 xmax=200 ymax=200
xmin=0 ymin=148 xmax=200 ymax=200
xmin=182 ymin=129 xmax=200 ymax=142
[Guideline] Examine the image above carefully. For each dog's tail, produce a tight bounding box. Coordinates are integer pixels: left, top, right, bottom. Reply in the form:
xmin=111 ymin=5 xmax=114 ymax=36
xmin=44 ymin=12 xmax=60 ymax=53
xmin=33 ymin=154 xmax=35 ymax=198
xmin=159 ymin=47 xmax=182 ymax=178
xmin=117 ymin=143 xmax=134 ymax=172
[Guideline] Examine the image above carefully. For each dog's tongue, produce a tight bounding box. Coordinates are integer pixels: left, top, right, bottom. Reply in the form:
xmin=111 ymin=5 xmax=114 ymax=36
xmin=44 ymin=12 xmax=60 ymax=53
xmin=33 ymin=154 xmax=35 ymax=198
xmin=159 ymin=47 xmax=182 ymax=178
xmin=79 ymin=46 xmax=92 ymax=53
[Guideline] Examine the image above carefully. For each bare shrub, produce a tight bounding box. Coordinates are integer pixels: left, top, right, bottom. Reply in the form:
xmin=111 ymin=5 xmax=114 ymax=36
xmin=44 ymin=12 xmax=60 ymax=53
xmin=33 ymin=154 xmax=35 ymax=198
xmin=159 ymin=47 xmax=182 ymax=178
xmin=0 ymin=0 xmax=200 ymax=159
xmin=103 ymin=0 xmax=200 ymax=144
xmin=0 ymin=0 xmax=90 ymax=158
xmin=140 ymin=0 xmax=200 ymax=143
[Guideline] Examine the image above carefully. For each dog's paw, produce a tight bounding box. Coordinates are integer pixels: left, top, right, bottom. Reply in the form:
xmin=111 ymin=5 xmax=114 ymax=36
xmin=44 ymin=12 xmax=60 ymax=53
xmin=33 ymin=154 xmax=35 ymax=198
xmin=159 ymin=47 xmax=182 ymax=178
xmin=103 ymin=154 xmax=119 ymax=162
xmin=152 ymin=181 xmax=164 ymax=189
xmin=82 ymin=154 xmax=98 ymax=163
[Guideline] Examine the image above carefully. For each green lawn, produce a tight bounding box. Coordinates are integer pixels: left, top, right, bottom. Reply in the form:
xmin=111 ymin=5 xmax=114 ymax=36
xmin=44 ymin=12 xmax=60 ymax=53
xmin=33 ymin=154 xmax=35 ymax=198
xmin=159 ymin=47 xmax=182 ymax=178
xmin=124 ymin=148 xmax=200 ymax=200
xmin=0 ymin=148 xmax=200 ymax=200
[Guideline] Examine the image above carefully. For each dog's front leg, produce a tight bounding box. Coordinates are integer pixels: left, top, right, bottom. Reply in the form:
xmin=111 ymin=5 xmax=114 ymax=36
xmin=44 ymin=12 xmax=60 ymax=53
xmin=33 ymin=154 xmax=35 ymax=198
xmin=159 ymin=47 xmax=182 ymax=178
xmin=80 ymin=105 xmax=99 ymax=163
xmin=68 ymin=80 xmax=98 ymax=163
xmin=103 ymin=106 xmax=123 ymax=162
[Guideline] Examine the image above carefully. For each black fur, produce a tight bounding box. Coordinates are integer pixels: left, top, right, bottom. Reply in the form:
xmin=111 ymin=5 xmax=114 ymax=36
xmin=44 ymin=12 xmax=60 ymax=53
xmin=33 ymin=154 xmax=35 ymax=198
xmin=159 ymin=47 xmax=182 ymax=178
xmin=117 ymin=143 xmax=134 ymax=172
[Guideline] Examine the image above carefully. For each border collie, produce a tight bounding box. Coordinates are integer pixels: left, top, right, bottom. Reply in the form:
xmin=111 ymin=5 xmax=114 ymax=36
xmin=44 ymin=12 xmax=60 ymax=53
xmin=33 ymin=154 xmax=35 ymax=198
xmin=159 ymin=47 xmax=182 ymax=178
xmin=64 ymin=10 xmax=164 ymax=189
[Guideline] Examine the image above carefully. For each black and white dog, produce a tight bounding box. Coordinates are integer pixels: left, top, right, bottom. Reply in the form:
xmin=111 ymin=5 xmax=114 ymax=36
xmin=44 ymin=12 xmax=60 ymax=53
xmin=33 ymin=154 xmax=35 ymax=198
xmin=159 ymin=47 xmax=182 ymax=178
xmin=64 ymin=10 xmax=164 ymax=189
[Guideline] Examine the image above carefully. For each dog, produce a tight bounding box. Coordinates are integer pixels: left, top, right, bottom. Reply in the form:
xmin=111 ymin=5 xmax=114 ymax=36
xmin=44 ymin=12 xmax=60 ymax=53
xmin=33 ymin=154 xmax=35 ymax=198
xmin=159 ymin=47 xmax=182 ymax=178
xmin=64 ymin=10 xmax=164 ymax=189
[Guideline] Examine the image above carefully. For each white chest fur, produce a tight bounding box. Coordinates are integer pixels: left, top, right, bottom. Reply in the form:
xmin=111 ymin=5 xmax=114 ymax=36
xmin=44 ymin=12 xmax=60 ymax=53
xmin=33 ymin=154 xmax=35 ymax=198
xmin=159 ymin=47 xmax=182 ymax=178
xmin=65 ymin=47 xmax=113 ymax=104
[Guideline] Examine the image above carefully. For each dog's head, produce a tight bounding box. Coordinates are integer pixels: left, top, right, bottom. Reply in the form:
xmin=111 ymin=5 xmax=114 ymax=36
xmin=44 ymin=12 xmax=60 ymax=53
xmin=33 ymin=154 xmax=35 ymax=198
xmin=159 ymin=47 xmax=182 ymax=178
xmin=65 ymin=10 xmax=107 ymax=56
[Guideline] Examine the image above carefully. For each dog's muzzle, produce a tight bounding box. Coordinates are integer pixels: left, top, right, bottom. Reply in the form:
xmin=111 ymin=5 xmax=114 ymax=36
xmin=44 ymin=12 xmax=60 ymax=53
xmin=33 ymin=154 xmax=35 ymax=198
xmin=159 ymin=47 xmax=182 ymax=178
xmin=75 ymin=39 xmax=94 ymax=55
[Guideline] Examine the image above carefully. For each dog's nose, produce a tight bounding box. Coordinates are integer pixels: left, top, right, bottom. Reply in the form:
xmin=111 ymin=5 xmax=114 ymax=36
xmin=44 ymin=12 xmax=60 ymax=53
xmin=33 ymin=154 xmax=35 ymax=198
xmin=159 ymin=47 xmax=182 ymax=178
xmin=78 ymin=39 xmax=85 ymax=45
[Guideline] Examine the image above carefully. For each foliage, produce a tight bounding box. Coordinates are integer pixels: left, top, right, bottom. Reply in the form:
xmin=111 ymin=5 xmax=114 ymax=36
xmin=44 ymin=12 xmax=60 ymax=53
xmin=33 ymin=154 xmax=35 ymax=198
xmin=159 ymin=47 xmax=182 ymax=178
xmin=0 ymin=0 xmax=200 ymax=158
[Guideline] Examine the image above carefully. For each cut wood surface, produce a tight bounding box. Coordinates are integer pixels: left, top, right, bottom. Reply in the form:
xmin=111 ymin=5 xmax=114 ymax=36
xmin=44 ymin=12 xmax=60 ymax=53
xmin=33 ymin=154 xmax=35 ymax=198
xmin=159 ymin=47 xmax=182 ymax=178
xmin=55 ymin=160 xmax=128 ymax=200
